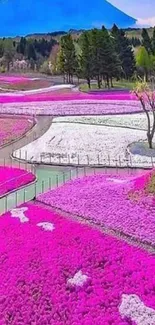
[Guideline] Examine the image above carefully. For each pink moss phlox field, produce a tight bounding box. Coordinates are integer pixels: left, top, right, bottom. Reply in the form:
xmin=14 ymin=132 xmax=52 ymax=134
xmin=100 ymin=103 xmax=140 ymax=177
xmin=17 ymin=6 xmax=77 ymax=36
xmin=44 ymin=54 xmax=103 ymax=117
xmin=0 ymin=91 xmax=136 ymax=103
xmin=0 ymin=202 xmax=155 ymax=324
xmin=0 ymin=167 xmax=35 ymax=195
xmin=0 ymin=116 xmax=33 ymax=146
xmin=38 ymin=171 xmax=155 ymax=245
xmin=0 ymin=76 xmax=32 ymax=84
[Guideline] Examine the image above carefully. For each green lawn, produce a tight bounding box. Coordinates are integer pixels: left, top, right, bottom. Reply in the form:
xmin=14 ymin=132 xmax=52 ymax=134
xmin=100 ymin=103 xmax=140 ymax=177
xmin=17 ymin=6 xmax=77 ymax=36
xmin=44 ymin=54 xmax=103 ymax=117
xmin=79 ymin=80 xmax=135 ymax=92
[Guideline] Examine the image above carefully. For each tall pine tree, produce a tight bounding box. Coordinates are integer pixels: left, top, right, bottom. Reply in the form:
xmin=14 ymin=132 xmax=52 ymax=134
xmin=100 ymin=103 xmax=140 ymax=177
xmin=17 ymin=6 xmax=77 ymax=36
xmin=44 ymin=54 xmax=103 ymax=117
xmin=80 ymin=31 xmax=92 ymax=88
xmin=152 ymin=27 xmax=155 ymax=54
xmin=17 ymin=37 xmax=27 ymax=56
xmin=111 ymin=24 xmax=135 ymax=79
xmin=142 ymin=28 xmax=152 ymax=54
xmin=59 ymin=34 xmax=77 ymax=83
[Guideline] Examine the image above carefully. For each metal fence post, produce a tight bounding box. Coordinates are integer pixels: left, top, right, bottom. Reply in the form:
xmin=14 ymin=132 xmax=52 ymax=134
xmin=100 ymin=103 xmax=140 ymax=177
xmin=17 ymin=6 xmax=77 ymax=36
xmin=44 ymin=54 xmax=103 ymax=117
xmin=42 ymin=180 xmax=45 ymax=193
xmin=24 ymin=189 xmax=26 ymax=203
xmin=130 ymin=155 xmax=132 ymax=168
xmin=87 ymin=155 xmax=89 ymax=166
xmin=63 ymin=172 xmax=65 ymax=184
xmin=56 ymin=175 xmax=59 ymax=187
xmin=34 ymin=183 xmax=37 ymax=199
xmin=116 ymin=158 xmax=118 ymax=174
xmin=119 ymin=156 xmax=121 ymax=167
xmin=48 ymin=177 xmax=51 ymax=190
xmin=78 ymin=154 xmax=80 ymax=165
xmin=15 ymin=191 xmax=18 ymax=207
xmin=5 ymin=196 xmax=7 ymax=213
xmin=97 ymin=154 xmax=100 ymax=166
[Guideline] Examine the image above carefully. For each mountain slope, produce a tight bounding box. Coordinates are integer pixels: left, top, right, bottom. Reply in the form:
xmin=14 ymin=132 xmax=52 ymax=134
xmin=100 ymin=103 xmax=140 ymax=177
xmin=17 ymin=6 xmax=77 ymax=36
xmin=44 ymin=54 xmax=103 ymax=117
xmin=0 ymin=0 xmax=136 ymax=37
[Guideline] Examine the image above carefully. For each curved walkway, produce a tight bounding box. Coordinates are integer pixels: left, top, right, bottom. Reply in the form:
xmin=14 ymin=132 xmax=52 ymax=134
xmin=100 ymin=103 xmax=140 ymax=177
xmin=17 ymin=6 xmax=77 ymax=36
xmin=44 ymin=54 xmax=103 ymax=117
xmin=0 ymin=116 xmax=53 ymax=160
xmin=0 ymin=84 xmax=74 ymax=96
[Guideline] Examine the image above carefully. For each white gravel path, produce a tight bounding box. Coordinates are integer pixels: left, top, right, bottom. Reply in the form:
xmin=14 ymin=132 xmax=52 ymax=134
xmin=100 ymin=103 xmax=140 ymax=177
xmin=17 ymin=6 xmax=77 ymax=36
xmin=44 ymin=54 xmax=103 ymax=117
xmin=0 ymin=84 xmax=74 ymax=96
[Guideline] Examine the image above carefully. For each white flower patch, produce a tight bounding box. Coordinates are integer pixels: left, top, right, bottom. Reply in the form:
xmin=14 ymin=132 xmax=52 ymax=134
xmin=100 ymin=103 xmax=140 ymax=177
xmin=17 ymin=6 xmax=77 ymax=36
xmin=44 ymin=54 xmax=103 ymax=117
xmin=54 ymin=113 xmax=150 ymax=131
xmin=107 ymin=178 xmax=128 ymax=184
xmin=14 ymin=121 xmax=154 ymax=168
xmin=67 ymin=270 xmax=88 ymax=287
xmin=37 ymin=222 xmax=55 ymax=232
xmin=119 ymin=294 xmax=155 ymax=325
xmin=10 ymin=207 xmax=29 ymax=223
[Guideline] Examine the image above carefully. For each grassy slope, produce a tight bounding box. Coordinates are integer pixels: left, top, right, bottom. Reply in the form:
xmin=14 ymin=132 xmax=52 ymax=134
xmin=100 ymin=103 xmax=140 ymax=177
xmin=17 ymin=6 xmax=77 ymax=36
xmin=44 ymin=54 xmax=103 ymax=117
xmin=80 ymin=80 xmax=135 ymax=91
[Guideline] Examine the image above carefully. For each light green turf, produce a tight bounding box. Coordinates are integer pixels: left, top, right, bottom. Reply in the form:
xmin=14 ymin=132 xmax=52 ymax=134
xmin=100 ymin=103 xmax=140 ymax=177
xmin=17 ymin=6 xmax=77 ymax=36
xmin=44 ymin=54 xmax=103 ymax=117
xmin=80 ymin=80 xmax=135 ymax=92
xmin=0 ymin=167 xmax=68 ymax=214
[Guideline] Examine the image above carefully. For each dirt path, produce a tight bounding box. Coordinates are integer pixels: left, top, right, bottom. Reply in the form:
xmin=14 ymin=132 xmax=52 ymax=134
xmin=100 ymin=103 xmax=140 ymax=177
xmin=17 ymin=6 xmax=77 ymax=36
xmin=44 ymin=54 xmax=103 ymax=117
xmin=0 ymin=116 xmax=53 ymax=159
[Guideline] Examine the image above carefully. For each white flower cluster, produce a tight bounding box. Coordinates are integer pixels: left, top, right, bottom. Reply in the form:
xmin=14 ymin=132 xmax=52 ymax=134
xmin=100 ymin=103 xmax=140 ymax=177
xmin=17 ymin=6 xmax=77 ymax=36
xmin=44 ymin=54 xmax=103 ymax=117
xmin=14 ymin=120 xmax=154 ymax=168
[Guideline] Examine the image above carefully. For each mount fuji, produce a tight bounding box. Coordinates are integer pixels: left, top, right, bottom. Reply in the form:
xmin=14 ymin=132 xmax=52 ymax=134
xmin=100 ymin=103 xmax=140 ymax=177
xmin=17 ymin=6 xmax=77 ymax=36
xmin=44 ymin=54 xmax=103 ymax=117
xmin=0 ymin=0 xmax=137 ymax=37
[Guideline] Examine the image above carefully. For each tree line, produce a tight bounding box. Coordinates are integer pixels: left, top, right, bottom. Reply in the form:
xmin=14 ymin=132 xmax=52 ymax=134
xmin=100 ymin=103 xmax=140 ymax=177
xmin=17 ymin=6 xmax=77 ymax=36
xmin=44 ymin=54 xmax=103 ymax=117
xmin=0 ymin=36 xmax=57 ymax=71
xmin=57 ymin=24 xmax=135 ymax=88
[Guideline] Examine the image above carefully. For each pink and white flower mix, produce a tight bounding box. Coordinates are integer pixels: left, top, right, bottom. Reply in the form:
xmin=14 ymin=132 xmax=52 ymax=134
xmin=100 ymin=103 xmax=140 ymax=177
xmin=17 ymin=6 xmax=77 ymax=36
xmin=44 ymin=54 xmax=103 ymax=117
xmin=0 ymin=201 xmax=155 ymax=325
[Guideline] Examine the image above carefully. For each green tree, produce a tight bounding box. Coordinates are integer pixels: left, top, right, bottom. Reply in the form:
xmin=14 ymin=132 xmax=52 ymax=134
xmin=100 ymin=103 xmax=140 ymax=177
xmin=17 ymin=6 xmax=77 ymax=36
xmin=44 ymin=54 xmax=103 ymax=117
xmin=134 ymin=81 xmax=155 ymax=149
xmin=90 ymin=28 xmax=102 ymax=88
xmin=100 ymin=27 xmax=121 ymax=87
xmin=3 ymin=39 xmax=15 ymax=71
xmin=40 ymin=60 xmax=51 ymax=74
xmin=26 ymin=41 xmax=36 ymax=61
xmin=89 ymin=27 xmax=121 ymax=88
xmin=136 ymin=46 xmax=150 ymax=81
xmin=111 ymin=24 xmax=135 ymax=79
xmin=152 ymin=27 xmax=155 ymax=54
xmin=58 ymin=34 xmax=77 ymax=83
xmin=57 ymin=47 xmax=65 ymax=80
xmin=0 ymin=39 xmax=4 ymax=58
xmin=80 ymin=31 xmax=93 ymax=88
xmin=142 ymin=28 xmax=152 ymax=54
xmin=17 ymin=37 xmax=27 ymax=55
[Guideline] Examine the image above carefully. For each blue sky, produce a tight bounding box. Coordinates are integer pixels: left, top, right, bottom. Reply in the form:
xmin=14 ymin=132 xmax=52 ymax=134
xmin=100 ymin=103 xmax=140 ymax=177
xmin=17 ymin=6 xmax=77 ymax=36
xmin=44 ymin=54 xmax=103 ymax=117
xmin=0 ymin=0 xmax=154 ymax=37
xmin=109 ymin=0 xmax=155 ymax=26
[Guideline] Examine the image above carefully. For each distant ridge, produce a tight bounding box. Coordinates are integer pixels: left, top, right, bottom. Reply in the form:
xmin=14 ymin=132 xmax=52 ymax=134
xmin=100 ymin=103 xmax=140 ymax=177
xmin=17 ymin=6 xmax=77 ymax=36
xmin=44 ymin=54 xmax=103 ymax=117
xmin=0 ymin=0 xmax=136 ymax=37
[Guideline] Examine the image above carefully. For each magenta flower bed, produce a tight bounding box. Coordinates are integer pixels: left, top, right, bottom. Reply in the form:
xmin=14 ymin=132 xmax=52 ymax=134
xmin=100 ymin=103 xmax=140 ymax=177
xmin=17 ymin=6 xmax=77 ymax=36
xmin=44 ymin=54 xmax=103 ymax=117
xmin=0 ymin=91 xmax=136 ymax=103
xmin=38 ymin=171 xmax=155 ymax=245
xmin=1 ymin=201 xmax=155 ymax=324
xmin=0 ymin=116 xmax=34 ymax=146
xmin=0 ymin=75 xmax=31 ymax=84
xmin=0 ymin=167 xmax=35 ymax=196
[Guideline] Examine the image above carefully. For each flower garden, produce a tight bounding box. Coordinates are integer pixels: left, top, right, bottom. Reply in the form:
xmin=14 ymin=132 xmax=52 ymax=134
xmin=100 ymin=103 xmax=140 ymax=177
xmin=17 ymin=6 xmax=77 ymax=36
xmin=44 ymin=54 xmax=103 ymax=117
xmin=1 ymin=202 xmax=155 ymax=325
xmin=0 ymin=115 xmax=34 ymax=146
xmin=0 ymin=166 xmax=35 ymax=196
xmin=0 ymin=80 xmax=155 ymax=323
